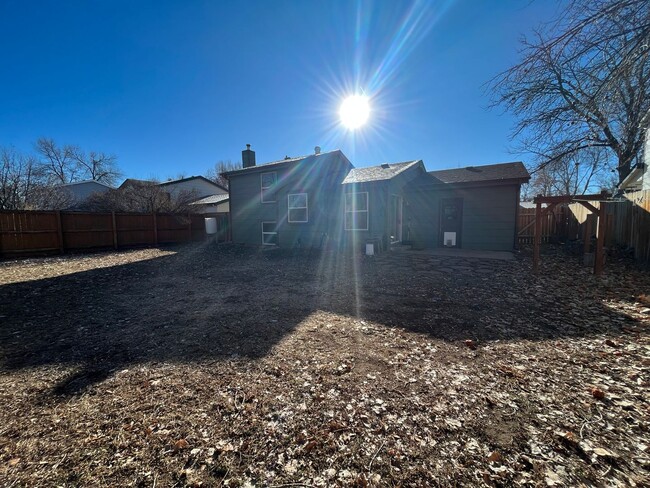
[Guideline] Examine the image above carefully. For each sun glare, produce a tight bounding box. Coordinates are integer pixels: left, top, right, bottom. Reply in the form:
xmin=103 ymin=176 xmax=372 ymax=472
xmin=339 ymin=95 xmax=370 ymax=129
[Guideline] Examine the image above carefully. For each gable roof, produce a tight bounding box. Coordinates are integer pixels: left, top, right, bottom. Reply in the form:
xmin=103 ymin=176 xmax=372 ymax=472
xmin=58 ymin=180 xmax=114 ymax=189
xmin=190 ymin=194 xmax=230 ymax=205
xmin=223 ymin=149 xmax=349 ymax=176
xmin=119 ymin=178 xmax=157 ymax=189
xmin=428 ymin=162 xmax=529 ymax=184
xmin=342 ymin=160 xmax=421 ymax=184
xmin=159 ymin=175 xmax=228 ymax=192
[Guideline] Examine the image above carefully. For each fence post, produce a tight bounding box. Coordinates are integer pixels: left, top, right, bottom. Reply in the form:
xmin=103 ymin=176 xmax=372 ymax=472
xmin=594 ymin=202 xmax=607 ymax=276
xmin=152 ymin=213 xmax=158 ymax=245
xmin=55 ymin=210 xmax=64 ymax=254
xmin=583 ymin=213 xmax=592 ymax=255
xmin=533 ymin=201 xmax=541 ymax=273
xmin=111 ymin=212 xmax=118 ymax=249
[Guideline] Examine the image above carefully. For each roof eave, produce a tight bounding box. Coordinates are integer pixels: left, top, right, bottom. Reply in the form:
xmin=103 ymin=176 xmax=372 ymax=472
xmin=223 ymin=150 xmax=343 ymax=177
xmin=414 ymin=176 xmax=530 ymax=189
xmin=618 ymin=163 xmax=645 ymax=189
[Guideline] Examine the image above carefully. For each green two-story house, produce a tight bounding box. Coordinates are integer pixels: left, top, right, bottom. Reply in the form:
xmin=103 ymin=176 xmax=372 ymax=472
xmin=224 ymin=145 xmax=529 ymax=251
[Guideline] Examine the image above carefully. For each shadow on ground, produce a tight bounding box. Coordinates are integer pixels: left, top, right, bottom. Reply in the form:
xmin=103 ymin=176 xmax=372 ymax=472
xmin=0 ymin=242 xmax=643 ymax=395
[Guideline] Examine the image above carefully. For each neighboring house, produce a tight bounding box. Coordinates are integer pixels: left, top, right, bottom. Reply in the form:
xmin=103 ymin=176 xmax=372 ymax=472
xmin=619 ymin=124 xmax=650 ymax=192
xmin=190 ymin=193 xmax=230 ymax=213
xmin=57 ymin=180 xmax=113 ymax=207
xmin=119 ymin=176 xmax=229 ymax=210
xmin=618 ymin=163 xmax=649 ymax=192
xmin=224 ymin=145 xmax=530 ymax=251
xmin=159 ymin=176 xmax=228 ymax=201
xmin=119 ymin=178 xmax=157 ymax=189
xmin=519 ymin=202 xmax=548 ymax=209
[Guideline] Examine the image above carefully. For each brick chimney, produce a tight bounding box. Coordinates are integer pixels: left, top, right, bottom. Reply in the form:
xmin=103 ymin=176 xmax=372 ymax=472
xmin=242 ymin=144 xmax=256 ymax=168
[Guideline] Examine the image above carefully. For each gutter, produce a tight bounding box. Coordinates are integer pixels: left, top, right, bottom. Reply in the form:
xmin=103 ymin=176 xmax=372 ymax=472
xmin=618 ymin=163 xmax=645 ymax=190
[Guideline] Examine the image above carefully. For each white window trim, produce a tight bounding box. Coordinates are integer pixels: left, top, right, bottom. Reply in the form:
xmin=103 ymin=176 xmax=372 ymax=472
xmin=344 ymin=191 xmax=369 ymax=231
xmin=260 ymin=172 xmax=277 ymax=203
xmin=261 ymin=221 xmax=277 ymax=246
xmin=287 ymin=193 xmax=308 ymax=223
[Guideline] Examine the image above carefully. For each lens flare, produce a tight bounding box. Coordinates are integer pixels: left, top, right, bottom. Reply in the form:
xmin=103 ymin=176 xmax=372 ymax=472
xmin=339 ymin=95 xmax=370 ymax=129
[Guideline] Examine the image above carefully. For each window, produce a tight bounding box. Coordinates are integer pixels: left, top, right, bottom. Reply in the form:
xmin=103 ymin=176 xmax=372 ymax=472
xmin=288 ymin=193 xmax=308 ymax=223
xmin=261 ymin=222 xmax=278 ymax=246
xmin=344 ymin=192 xmax=368 ymax=230
xmin=261 ymin=172 xmax=277 ymax=203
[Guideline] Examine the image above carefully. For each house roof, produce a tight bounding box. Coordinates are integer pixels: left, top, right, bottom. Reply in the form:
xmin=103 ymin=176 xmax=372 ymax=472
xmin=342 ymin=160 xmax=421 ymax=184
xmin=428 ymin=162 xmax=529 ymax=184
xmin=618 ymin=162 xmax=646 ymax=190
xmin=190 ymin=194 xmax=230 ymax=205
xmin=58 ymin=180 xmax=114 ymax=189
xmin=159 ymin=175 xmax=228 ymax=192
xmin=222 ymin=149 xmax=346 ymax=176
xmin=119 ymin=178 xmax=157 ymax=189
xmin=520 ymin=201 xmax=548 ymax=209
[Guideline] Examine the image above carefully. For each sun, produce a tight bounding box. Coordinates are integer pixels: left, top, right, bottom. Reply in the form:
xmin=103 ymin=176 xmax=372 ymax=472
xmin=339 ymin=95 xmax=370 ymax=129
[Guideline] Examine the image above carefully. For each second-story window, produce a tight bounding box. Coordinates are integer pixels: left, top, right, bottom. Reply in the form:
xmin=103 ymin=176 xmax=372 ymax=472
xmin=288 ymin=193 xmax=308 ymax=223
xmin=261 ymin=172 xmax=277 ymax=203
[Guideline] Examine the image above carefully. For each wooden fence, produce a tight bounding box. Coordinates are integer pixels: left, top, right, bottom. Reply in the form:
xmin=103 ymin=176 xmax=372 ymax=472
xmin=0 ymin=210 xmax=231 ymax=258
xmin=604 ymin=191 xmax=649 ymax=264
xmin=517 ymin=206 xmax=557 ymax=244
xmin=518 ymin=190 xmax=650 ymax=266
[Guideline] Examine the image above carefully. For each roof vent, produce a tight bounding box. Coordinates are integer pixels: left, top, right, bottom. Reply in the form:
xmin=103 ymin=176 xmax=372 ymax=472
xmin=285 ymin=155 xmax=291 ymax=160
xmin=315 ymin=146 xmax=321 ymax=155
xmin=381 ymin=163 xmax=391 ymax=169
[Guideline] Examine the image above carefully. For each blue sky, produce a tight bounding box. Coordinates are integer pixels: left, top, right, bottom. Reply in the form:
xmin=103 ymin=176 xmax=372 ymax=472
xmin=0 ymin=0 xmax=561 ymax=182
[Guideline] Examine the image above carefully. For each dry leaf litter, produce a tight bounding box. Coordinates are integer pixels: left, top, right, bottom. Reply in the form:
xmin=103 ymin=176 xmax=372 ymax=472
xmin=0 ymin=243 xmax=648 ymax=487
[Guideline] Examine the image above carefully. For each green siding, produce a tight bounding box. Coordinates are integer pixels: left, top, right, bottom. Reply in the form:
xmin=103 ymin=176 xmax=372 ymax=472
xmin=406 ymin=184 xmax=519 ymax=251
xmin=230 ymin=156 xmax=521 ymax=252
xmin=229 ymin=155 xmax=352 ymax=248
xmin=340 ymin=181 xmax=388 ymax=251
xmin=340 ymin=163 xmax=427 ymax=251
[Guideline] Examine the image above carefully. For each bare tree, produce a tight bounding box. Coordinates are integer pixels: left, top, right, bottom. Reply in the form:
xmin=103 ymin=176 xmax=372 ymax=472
xmin=0 ymin=147 xmax=39 ymax=210
xmin=525 ymin=147 xmax=616 ymax=197
xmin=490 ymin=0 xmax=650 ymax=184
xmin=83 ymin=181 xmax=198 ymax=214
xmin=35 ymin=138 xmax=78 ymax=184
xmin=206 ymin=160 xmax=241 ymax=189
xmin=27 ymin=184 xmax=76 ymax=210
xmin=36 ymin=137 xmax=122 ymax=186
xmin=70 ymin=149 xmax=122 ymax=186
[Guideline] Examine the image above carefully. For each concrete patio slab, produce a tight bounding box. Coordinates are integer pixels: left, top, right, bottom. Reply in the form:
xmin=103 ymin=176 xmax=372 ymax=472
xmin=390 ymin=246 xmax=516 ymax=261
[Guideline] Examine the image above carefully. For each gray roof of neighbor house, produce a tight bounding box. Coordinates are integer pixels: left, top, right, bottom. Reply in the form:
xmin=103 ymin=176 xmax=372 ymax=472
xmin=190 ymin=194 xmax=230 ymax=205
xmin=342 ymin=160 xmax=421 ymax=184
xmin=159 ymin=175 xmax=228 ymax=192
xmin=59 ymin=180 xmax=114 ymax=189
xmin=119 ymin=178 xmax=157 ymax=189
xmin=222 ymin=149 xmax=347 ymax=176
xmin=520 ymin=201 xmax=548 ymax=209
xmin=428 ymin=162 xmax=529 ymax=184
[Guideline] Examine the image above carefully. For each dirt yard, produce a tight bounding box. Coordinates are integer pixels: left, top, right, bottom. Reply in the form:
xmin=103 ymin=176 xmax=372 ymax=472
xmin=1 ymin=243 xmax=649 ymax=487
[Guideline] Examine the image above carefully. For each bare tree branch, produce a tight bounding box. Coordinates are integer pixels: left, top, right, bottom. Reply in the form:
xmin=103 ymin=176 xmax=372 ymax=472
xmin=206 ymin=160 xmax=241 ymax=189
xmin=488 ymin=0 xmax=650 ymax=184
